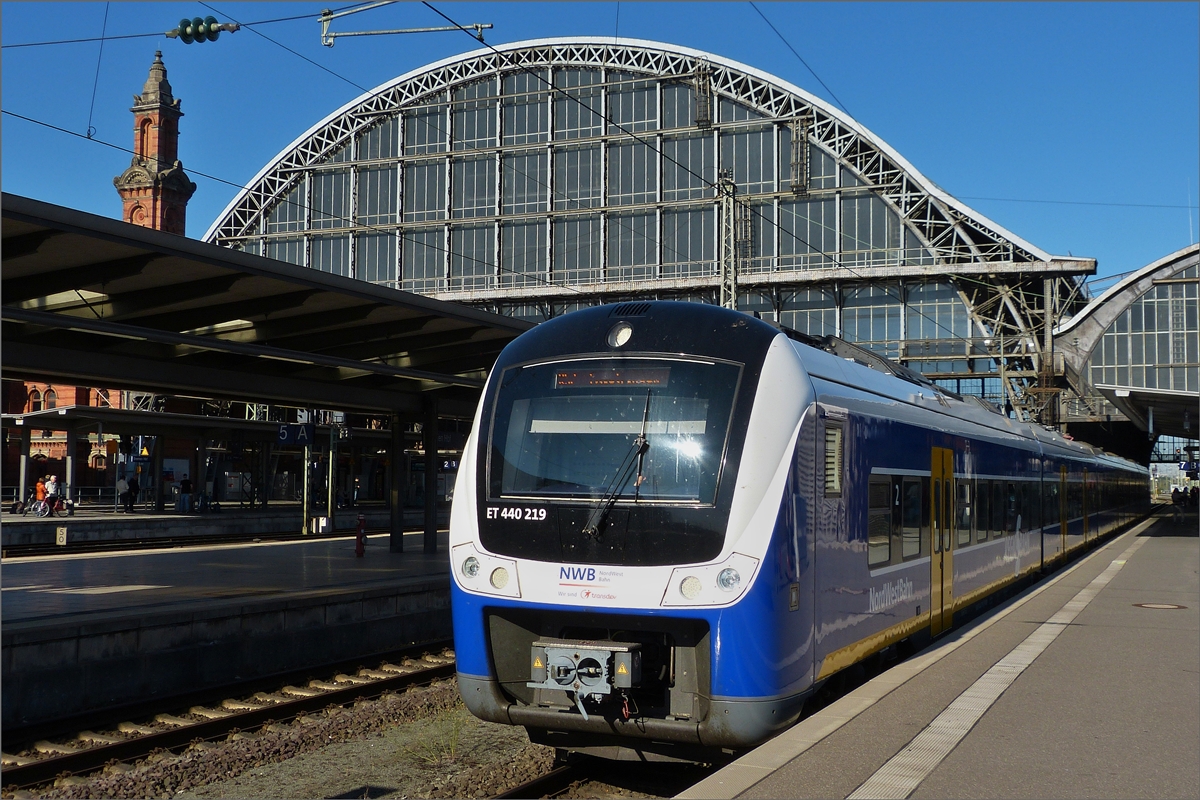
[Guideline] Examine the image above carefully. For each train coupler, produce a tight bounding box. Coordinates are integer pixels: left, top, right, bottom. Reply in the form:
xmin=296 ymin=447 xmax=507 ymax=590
xmin=528 ymin=638 xmax=642 ymax=720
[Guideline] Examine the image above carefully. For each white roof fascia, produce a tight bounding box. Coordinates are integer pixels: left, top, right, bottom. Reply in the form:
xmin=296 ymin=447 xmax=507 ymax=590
xmin=1056 ymin=242 xmax=1200 ymax=336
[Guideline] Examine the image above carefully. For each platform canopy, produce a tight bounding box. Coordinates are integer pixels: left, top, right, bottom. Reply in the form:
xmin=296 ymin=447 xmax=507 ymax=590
xmin=2 ymin=193 xmax=532 ymax=416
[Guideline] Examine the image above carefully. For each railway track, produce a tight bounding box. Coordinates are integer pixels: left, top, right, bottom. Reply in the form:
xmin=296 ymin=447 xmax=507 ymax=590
xmin=494 ymin=764 xmax=585 ymax=798
xmin=493 ymin=757 xmax=716 ymax=799
xmin=0 ymin=646 xmax=457 ymax=791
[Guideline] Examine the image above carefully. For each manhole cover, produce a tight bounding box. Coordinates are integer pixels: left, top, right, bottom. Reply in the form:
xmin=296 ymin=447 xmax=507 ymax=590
xmin=1133 ymin=603 xmax=1187 ymax=610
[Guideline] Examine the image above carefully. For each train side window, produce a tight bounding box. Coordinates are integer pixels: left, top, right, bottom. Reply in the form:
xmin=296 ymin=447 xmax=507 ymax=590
xmin=992 ymin=481 xmax=1005 ymax=537
xmin=824 ymin=424 xmax=843 ymax=497
xmin=1028 ymin=480 xmax=1041 ymax=530
xmin=868 ymin=477 xmax=891 ymax=566
xmin=921 ymin=476 xmax=931 ymax=552
xmin=976 ymin=480 xmax=990 ymax=542
xmin=956 ymin=480 xmax=972 ymax=546
xmin=1018 ymin=481 xmax=1031 ymax=531
xmin=901 ymin=477 xmax=922 ymax=558
xmin=1045 ymin=479 xmax=1059 ymax=529
xmin=1006 ymin=481 xmax=1018 ymax=534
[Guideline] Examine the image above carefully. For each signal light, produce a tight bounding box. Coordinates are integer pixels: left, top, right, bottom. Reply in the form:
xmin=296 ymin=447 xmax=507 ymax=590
xmin=169 ymin=16 xmax=238 ymax=44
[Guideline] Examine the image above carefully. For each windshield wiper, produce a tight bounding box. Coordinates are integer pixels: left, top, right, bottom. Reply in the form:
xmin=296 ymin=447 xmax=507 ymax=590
xmin=582 ymin=391 xmax=651 ymax=540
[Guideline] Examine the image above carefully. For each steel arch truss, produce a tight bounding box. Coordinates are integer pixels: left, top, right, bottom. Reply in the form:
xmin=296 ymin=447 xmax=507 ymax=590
xmin=206 ymin=39 xmax=1094 ymax=423
xmin=211 ymin=39 xmax=1044 ymax=267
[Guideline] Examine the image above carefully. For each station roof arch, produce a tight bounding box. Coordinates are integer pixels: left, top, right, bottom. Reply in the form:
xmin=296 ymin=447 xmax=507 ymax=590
xmin=1056 ymin=243 xmax=1200 ymax=440
xmin=204 ymin=37 xmax=1089 ymax=277
xmin=2 ymin=193 xmax=532 ymax=417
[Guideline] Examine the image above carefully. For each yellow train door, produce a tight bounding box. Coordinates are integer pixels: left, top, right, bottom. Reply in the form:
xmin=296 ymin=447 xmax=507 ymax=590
xmin=931 ymin=446 xmax=954 ymax=635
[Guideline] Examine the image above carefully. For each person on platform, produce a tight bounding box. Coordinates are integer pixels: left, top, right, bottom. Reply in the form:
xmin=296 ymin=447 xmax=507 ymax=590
xmin=125 ymin=476 xmax=140 ymax=513
xmin=35 ymin=476 xmax=47 ymax=507
xmin=116 ymin=476 xmax=129 ymax=512
xmin=179 ymin=475 xmax=193 ymax=513
xmin=45 ymin=474 xmax=60 ymax=512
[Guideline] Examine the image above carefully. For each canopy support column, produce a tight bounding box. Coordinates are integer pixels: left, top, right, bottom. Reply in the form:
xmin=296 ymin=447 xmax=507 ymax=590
xmin=424 ymin=397 xmax=438 ymax=554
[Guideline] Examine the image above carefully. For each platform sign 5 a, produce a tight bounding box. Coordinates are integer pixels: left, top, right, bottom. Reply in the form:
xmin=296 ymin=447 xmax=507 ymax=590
xmin=278 ymin=424 xmax=316 ymax=445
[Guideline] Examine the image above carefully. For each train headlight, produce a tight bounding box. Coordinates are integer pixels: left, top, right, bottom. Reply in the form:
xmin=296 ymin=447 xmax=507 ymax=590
xmin=661 ymin=553 xmax=758 ymax=607
xmin=490 ymin=567 xmax=510 ymax=589
xmin=717 ymin=568 xmax=741 ymax=591
xmin=451 ymin=544 xmax=520 ymax=598
xmin=607 ymin=321 xmax=633 ymax=348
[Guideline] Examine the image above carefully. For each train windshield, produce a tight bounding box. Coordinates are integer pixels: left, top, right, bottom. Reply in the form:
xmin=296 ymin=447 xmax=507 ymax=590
xmin=488 ymin=358 xmax=741 ymax=504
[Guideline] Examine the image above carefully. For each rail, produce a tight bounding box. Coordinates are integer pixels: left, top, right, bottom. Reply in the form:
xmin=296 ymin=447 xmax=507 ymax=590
xmin=1 ymin=648 xmax=456 ymax=790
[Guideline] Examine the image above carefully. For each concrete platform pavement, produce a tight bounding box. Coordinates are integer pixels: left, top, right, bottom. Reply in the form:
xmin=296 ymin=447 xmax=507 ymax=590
xmin=1 ymin=503 xmax=448 ymax=550
xmin=2 ymin=531 xmax=452 ymax=732
xmin=681 ymin=510 xmax=1198 ymax=800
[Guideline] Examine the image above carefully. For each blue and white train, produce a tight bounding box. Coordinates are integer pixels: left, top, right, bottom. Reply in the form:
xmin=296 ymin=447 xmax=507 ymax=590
xmin=449 ymin=301 xmax=1148 ymax=760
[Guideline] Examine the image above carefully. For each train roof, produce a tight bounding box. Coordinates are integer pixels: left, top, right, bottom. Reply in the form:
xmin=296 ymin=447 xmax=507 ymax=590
xmin=777 ymin=327 xmax=1143 ymax=473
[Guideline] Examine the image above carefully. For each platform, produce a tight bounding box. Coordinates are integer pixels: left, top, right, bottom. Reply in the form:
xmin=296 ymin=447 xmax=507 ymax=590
xmin=681 ymin=510 xmax=1198 ymax=800
xmin=1 ymin=531 xmax=452 ymax=732
xmin=1 ymin=503 xmax=448 ymax=550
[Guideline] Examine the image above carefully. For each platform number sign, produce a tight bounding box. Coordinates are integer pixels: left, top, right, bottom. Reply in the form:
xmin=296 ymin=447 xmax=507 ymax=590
xmin=277 ymin=424 xmax=316 ymax=445
xmin=56 ymin=527 xmax=67 ymax=546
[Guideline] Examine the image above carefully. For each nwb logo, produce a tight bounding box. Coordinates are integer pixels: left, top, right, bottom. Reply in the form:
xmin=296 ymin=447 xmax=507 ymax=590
xmin=560 ymin=567 xmax=596 ymax=581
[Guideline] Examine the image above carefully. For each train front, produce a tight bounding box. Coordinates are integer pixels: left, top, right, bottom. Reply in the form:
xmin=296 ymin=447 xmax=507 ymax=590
xmin=450 ymin=302 xmax=816 ymax=759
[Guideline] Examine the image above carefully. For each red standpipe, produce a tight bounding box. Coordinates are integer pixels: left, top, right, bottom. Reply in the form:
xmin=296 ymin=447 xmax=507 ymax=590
xmin=355 ymin=513 xmax=366 ymax=557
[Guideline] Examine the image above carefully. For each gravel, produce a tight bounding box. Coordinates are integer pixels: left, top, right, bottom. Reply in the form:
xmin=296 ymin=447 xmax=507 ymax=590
xmin=5 ymin=680 xmax=557 ymax=800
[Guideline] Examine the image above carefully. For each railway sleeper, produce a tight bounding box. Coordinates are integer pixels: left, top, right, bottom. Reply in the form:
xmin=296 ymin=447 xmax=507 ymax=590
xmin=154 ymin=713 xmax=196 ymax=727
xmin=308 ymin=680 xmax=342 ymax=691
xmin=221 ymin=699 xmax=266 ymax=711
xmin=1 ymin=752 xmax=36 ymax=766
xmin=281 ymin=685 xmax=325 ymax=697
xmin=333 ymin=674 xmax=373 ymax=685
xmin=252 ymin=692 xmax=290 ymax=703
xmin=76 ymin=731 xmax=125 ymax=745
xmin=357 ymin=669 xmax=393 ymax=679
xmin=189 ymin=706 xmax=234 ymax=719
xmin=117 ymin=722 xmax=159 ymax=735
xmin=378 ymin=663 xmax=417 ymax=675
xmin=33 ymin=740 xmax=78 ymax=755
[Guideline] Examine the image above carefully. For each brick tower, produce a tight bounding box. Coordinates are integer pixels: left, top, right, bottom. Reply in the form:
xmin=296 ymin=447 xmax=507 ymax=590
xmin=113 ymin=51 xmax=196 ymax=235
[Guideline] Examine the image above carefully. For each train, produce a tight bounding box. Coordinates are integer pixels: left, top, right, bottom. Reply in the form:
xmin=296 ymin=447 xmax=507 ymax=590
xmin=449 ymin=301 xmax=1149 ymax=761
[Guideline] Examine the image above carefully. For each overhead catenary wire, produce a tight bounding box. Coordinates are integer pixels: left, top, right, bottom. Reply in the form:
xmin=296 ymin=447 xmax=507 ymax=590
xmin=5 ymin=11 xmax=1110 ymax=357
xmin=0 ymin=4 xmax=370 ymax=49
xmin=748 ymin=2 xmax=852 ymax=119
xmin=197 ymin=1 xmax=700 ymax=294
xmin=85 ymin=2 xmax=111 ymax=139
xmin=0 ymin=108 xmax=587 ymax=299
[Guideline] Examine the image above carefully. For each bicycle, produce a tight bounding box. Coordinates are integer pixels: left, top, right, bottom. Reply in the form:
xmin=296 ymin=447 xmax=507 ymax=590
xmin=23 ymin=497 xmax=67 ymax=517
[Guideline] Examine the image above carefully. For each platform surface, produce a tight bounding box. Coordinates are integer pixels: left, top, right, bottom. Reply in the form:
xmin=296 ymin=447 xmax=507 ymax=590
xmin=681 ymin=511 xmax=1199 ymax=800
xmin=1 ymin=531 xmax=449 ymax=625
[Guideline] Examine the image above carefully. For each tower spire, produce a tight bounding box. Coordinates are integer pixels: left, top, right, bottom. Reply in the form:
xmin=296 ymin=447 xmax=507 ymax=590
xmin=113 ymin=51 xmax=196 ymax=235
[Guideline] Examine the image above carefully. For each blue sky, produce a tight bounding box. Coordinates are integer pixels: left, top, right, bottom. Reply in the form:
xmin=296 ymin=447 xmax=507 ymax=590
xmin=3 ymin=2 xmax=1197 ymax=285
